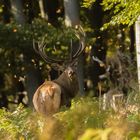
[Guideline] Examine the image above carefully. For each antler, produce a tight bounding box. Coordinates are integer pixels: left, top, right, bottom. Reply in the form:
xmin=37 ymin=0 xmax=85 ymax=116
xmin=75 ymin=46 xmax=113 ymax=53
xmin=33 ymin=26 xmax=86 ymax=68
xmin=33 ymin=37 xmax=65 ymax=70
xmin=72 ymin=25 xmax=86 ymax=60
xmin=33 ymin=38 xmax=64 ymax=63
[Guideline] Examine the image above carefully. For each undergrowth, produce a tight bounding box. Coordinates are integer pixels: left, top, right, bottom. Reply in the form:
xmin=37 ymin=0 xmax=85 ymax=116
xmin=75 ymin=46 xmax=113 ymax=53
xmin=0 ymin=95 xmax=140 ymax=140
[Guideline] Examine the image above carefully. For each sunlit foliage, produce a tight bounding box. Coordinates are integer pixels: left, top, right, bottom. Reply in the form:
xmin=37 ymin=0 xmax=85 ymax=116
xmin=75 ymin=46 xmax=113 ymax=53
xmin=1 ymin=95 xmax=140 ymax=140
xmin=82 ymin=0 xmax=140 ymax=28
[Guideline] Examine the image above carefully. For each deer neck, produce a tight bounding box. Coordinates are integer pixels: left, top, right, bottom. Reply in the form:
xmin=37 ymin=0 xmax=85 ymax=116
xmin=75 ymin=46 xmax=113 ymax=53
xmin=53 ymin=71 xmax=78 ymax=95
xmin=53 ymin=72 xmax=78 ymax=107
xmin=53 ymin=72 xmax=72 ymax=88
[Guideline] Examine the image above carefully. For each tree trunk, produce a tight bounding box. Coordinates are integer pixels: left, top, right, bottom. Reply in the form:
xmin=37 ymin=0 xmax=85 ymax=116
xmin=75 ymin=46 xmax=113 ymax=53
xmin=26 ymin=65 xmax=43 ymax=106
xmin=10 ymin=0 xmax=26 ymax=24
xmin=64 ymin=0 xmax=85 ymax=95
xmin=130 ymin=25 xmax=135 ymax=60
xmin=135 ymin=16 xmax=140 ymax=91
xmin=27 ymin=0 xmax=36 ymax=23
xmin=64 ymin=0 xmax=80 ymax=27
xmin=44 ymin=0 xmax=61 ymax=27
xmin=2 ymin=0 xmax=11 ymax=23
xmin=10 ymin=1 xmax=43 ymax=105
xmin=38 ymin=0 xmax=48 ymax=20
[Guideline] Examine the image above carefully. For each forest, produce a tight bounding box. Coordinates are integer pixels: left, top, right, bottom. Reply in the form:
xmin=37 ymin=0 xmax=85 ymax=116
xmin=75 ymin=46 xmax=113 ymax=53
xmin=0 ymin=0 xmax=140 ymax=140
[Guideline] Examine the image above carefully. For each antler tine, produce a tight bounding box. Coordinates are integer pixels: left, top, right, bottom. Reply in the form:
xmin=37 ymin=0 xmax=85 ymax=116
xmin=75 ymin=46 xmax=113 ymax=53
xmin=33 ymin=38 xmax=53 ymax=64
xmin=35 ymin=38 xmax=51 ymax=63
xmin=33 ymin=39 xmax=41 ymax=54
xmin=75 ymin=25 xmax=85 ymax=39
xmin=71 ymin=25 xmax=86 ymax=60
xmin=41 ymin=42 xmax=65 ymax=64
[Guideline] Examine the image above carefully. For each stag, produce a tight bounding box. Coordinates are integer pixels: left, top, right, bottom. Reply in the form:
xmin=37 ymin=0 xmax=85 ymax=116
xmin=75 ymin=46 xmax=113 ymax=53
xmin=33 ymin=26 xmax=85 ymax=116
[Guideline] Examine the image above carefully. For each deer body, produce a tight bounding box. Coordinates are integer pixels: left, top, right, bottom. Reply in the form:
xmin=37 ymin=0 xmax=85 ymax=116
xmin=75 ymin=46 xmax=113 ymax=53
xmin=33 ymin=67 xmax=79 ymax=116
xmin=33 ymin=81 xmax=61 ymax=115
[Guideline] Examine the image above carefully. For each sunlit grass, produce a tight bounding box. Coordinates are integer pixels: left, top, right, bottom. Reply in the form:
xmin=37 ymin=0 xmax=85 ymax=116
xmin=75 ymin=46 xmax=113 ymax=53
xmin=1 ymin=92 xmax=140 ymax=140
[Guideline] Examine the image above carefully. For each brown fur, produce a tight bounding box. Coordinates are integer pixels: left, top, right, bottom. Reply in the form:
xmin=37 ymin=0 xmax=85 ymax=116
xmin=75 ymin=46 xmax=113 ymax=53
xmin=53 ymin=67 xmax=79 ymax=106
xmin=33 ymin=81 xmax=61 ymax=116
xmin=33 ymin=67 xmax=79 ymax=116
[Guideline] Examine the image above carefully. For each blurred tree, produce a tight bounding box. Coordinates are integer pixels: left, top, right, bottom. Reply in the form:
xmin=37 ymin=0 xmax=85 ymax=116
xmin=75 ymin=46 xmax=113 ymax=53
xmin=1 ymin=0 xmax=43 ymax=106
xmin=2 ymin=0 xmax=11 ymax=23
xmin=44 ymin=0 xmax=63 ymax=27
xmin=135 ymin=16 xmax=140 ymax=91
xmin=129 ymin=25 xmax=135 ymax=60
xmin=38 ymin=0 xmax=48 ymax=20
xmin=10 ymin=0 xmax=26 ymax=24
xmin=25 ymin=0 xmax=39 ymax=23
xmin=64 ymin=0 xmax=80 ymax=27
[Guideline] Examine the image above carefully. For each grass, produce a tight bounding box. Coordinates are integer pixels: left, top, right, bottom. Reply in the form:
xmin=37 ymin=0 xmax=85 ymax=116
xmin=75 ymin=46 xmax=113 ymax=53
xmin=1 ymin=92 xmax=140 ymax=140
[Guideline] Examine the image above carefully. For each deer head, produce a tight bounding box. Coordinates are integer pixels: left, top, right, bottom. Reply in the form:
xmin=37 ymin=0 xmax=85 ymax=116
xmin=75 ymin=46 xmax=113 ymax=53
xmin=32 ymin=25 xmax=85 ymax=116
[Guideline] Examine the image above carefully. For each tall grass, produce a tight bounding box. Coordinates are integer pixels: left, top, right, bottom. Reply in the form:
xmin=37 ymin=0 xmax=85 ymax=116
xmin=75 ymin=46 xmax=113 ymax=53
xmin=1 ymin=94 xmax=140 ymax=140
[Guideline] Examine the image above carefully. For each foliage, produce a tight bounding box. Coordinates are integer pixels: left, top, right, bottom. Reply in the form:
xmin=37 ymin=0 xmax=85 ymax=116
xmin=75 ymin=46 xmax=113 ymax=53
xmin=106 ymin=51 xmax=137 ymax=92
xmin=102 ymin=0 xmax=140 ymax=28
xmin=54 ymin=97 xmax=109 ymax=140
xmin=0 ymin=18 xmax=77 ymax=54
xmin=0 ymin=18 xmax=79 ymax=95
xmin=0 ymin=104 xmax=38 ymax=140
xmin=0 ymin=19 xmax=78 ymax=71
xmin=0 ymin=1 xmax=139 ymax=139
xmin=82 ymin=0 xmax=140 ymax=28
xmin=79 ymin=128 xmax=112 ymax=140
xmin=1 ymin=94 xmax=140 ymax=140
xmin=82 ymin=0 xmax=96 ymax=8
